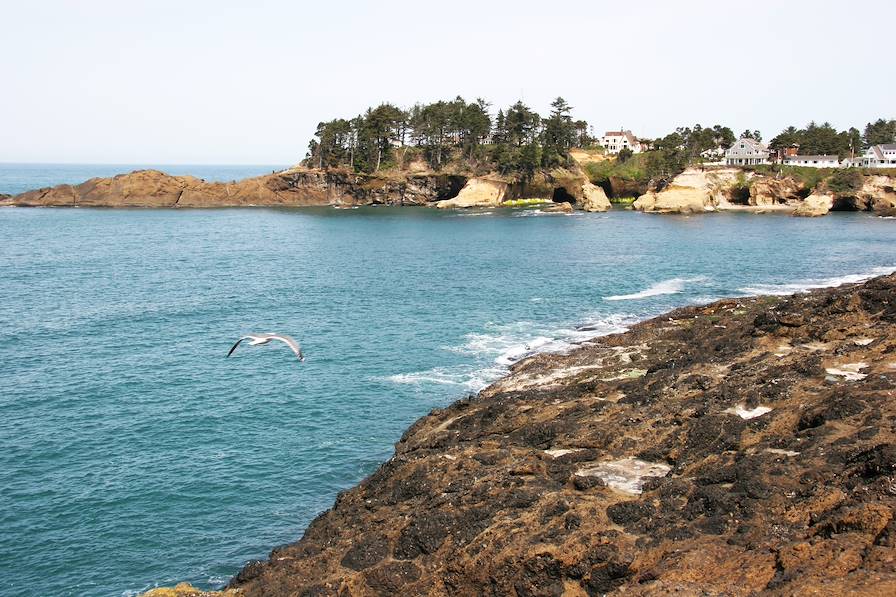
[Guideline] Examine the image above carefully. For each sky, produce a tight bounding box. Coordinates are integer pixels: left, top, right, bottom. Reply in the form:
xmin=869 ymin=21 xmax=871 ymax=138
xmin=2 ymin=0 xmax=894 ymax=165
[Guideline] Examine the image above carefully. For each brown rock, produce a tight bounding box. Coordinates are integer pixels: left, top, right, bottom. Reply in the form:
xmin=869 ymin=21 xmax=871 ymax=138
xmin=544 ymin=201 xmax=574 ymax=213
xmin=749 ymin=177 xmax=806 ymax=206
xmin=11 ymin=169 xmax=468 ymax=208
xmin=212 ymin=275 xmax=896 ymax=596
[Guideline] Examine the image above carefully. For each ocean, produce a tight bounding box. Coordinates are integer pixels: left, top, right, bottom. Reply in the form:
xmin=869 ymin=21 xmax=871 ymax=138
xmin=1 ymin=165 xmax=895 ymax=596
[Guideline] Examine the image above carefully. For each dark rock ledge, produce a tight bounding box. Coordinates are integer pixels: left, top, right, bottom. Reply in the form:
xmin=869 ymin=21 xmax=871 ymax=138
xmin=144 ymin=275 xmax=896 ymax=596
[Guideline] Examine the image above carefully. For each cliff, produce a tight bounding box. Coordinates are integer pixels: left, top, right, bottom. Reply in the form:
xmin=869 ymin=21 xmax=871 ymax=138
xmin=5 ymin=165 xmax=893 ymax=217
xmin=6 ymin=168 xmax=467 ymax=208
xmin=4 ymin=164 xmax=610 ymax=211
xmin=146 ymin=274 xmax=896 ymax=596
xmin=630 ymin=167 xmax=896 ymax=216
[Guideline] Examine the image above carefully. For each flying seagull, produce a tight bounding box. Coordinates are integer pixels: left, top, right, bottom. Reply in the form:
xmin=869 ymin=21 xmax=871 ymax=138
xmin=228 ymin=334 xmax=305 ymax=361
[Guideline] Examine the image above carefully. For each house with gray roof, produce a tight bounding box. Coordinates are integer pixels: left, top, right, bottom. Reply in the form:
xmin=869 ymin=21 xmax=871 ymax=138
xmin=601 ymin=130 xmax=643 ymax=154
xmin=725 ymin=137 xmax=769 ymax=166
xmin=856 ymin=144 xmax=896 ymax=168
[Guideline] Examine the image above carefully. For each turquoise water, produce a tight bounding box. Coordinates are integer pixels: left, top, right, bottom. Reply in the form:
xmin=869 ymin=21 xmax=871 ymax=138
xmin=0 ymin=164 xmax=288 ymax=195
xmin=1 ymin=201 xmax=895 ymax=596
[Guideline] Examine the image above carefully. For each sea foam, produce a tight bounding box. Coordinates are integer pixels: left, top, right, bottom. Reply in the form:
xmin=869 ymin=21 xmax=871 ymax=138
xmin=739 ymin=266 xmax=896 ymax=296
xmin=604 ymin=277 xmax=705 ymax=301
xmin=383 ymin=314 xmax=632 ymax=393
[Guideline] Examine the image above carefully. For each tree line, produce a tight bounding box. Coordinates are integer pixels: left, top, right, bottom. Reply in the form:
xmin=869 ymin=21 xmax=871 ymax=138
xmin=305 ymin=96 xmax=593 ymax=178
xmin=769 ymin=118 xmax=895 ymax=159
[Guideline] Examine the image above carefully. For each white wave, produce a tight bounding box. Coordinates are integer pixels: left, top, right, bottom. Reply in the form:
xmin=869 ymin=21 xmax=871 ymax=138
xmin=383 ymin=365 xmax=503 ymax=392
xmin=604 ymin=277 xmax=705 ymax=301
xmin=383 ymin=314 xmax=632 ymax=392
xmin=740 ymin=266 xmax=896 ymax=296
xmin=449 ymin=314 xmax=632 ymax=367
xmin=452 ymin=211 xmax=494 ymax=217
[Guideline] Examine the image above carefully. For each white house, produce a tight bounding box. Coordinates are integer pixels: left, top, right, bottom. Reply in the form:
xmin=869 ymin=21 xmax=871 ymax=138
xmin=725 ymin=137 xmax=769 ymax=166
xmin=855 ymin=144 xmax=896 ymax=168
xmin=782 ymin=155 xmax=841 ymax=168
xmin=601 ymin=130 xmax=642 ymax=154
xmin=700 ymin=147 xmax=727 ymax=162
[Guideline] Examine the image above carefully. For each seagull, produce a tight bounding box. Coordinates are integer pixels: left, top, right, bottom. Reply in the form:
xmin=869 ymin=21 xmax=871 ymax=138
xmin=227 ymin=334 xmax=305 ymax=361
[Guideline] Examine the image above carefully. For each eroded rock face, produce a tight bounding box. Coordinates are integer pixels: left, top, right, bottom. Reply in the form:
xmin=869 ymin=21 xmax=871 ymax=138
xmin=580 ymin=182 xmax=612 ymax=212
xmin=218 ymin=275 xmax=896 ymax=596
xmin=793 ymin=192 xmax=834 ymax=217
xmin=10 ymin=169 xmax=467 ymax=208
xmin=860 ymin=175 xmax=896 ymax=216
xmin=633 ymin=168 xmax=742 ymax=214
xmin=435 ymin=177 xmax=508 ymax=209
xmin=749 ymin=177 xmax=806 ymax=206
xmin=608 ymin=176 xmax=648 ymax=199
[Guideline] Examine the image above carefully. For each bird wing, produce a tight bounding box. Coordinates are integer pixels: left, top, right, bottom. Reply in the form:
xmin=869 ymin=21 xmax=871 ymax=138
xmin=270 ymin=335 xmax=303 ymax=360
xmin=227 ymin=336 xmax=251 ymax=357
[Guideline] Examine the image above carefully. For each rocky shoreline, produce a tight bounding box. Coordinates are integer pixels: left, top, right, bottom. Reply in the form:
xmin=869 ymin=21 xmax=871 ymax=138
xmin=4 ymin=165 xmax=894 ymax=217
xmin=0 ymin=166 xmax=612 ymax=212
xmin=143 ymin=275 xmax=896 ymax=596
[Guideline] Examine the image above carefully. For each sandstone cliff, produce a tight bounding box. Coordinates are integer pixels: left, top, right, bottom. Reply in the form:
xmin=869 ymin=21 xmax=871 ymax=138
xmin=793 ymin=193 xmax=835 ymax=217
xmin=633 ymin=168 xmax=743 ymax=214
xmin=632 ymin=167 xmax=895 ymax=216
xmin=436 ymin=178 xmax=508 ymax=208
xmin=853 ymin=175 xmax=896 ymax=215
xmin=146 ymin=274 xmax=896 ymax=596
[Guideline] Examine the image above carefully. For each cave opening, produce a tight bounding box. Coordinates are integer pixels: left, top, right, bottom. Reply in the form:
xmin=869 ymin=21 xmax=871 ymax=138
xmin=552 ymin=187 xmax=576 ymax=204
xmin=831 ymin=196 xmax=861 ymax=211
xmin=728 ymin=186 xmax=752 ymax=205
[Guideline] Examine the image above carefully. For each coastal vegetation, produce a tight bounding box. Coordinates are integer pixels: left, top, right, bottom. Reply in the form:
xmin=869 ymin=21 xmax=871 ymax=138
xmin=587 ymin=118 xmax=896 ymax=197
xmin=305 ymin=96 xmax=592 ymax=180
xmin=500 ymin=198 xmax=553 ymax=207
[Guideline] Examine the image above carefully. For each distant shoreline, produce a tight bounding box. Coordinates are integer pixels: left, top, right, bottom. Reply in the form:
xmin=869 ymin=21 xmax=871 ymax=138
xmin=2 ymin=163 xmax=895 ymax=217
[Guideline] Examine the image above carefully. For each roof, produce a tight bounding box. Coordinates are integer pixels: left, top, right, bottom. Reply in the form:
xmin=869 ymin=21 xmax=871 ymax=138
xmin=603 ymin=130 xmax=640 ymax=145
xmin=731 ymin=137 xmax=767 ymax=150
xmin=783 ymin=155 xmax=840 ymax=161
xmin=866 ymin=144 xmax=896 ymax=159
xmin=726 ymin=137 xmax=769 ymax=155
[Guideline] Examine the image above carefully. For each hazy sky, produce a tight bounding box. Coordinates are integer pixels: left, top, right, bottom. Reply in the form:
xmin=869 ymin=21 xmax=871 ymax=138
xmin=3 ymin=0 xmax=893 ymax=164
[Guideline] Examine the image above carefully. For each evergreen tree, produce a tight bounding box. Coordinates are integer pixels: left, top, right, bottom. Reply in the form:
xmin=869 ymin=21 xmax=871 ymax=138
xmin=542 ymin=96 xmax=576 ymax=166
xmin=863 ymin=118 xmax=896 ymax=147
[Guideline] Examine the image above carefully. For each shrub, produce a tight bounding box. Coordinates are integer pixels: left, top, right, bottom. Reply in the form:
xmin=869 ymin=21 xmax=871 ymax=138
xmin=826 ymin=169 xmax=864 ymax=195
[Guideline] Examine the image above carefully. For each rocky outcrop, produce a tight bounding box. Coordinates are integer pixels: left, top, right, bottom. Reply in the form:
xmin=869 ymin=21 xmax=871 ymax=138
xmin=749 ymin=177 xmax=807 ymax=206
xmin=793 ymin=192 xmax=834 ymax=217
xmin=857 ymin=175 xmax=896 ymax=216
xmin=198 ymin=275 xmax=896 ymax=597
xmin=631 ymin=168 xmax=896 ymax=216
xmin=435 ymin=178 xmax=508 ymax=209
xmin=580 ymin=182 xmax=612 ymax=212
xmin=543 ymin=201 xmax=574 ymax=213
xmin=607 ymin=176 xmax=649 ymax=199
xmin=633 ymin=168 xmax=742 ymax=214
xmin=10 ymin=169 xmax=467 ymax=208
